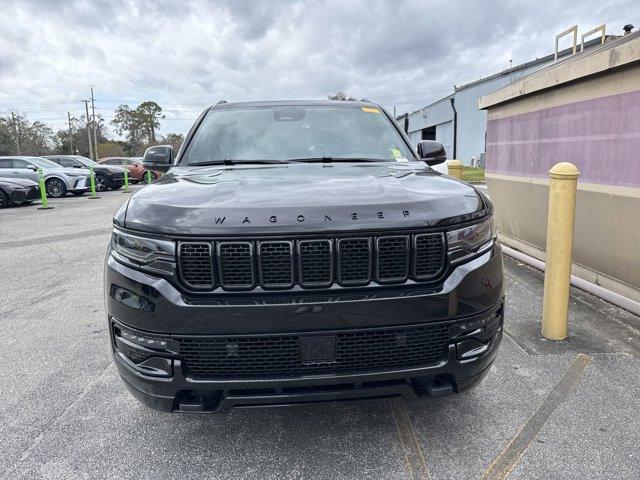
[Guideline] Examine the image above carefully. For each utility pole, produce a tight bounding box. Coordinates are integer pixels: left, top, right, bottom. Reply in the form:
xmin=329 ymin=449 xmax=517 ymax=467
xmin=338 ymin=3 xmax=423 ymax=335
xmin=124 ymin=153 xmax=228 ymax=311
xmin=83 ymin=100 xmax=94 ymax=160
xmin=11 ymin=112 xmax=21 ymax=155
xmin=91 ymin=86 xmax=99 ymax=158
xmin=67 ymin=112 xmax=74 ymax=154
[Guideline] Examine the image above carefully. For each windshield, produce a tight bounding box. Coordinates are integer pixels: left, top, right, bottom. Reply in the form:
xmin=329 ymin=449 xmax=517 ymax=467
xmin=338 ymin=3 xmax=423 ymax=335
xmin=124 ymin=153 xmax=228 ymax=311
xmin=28 ymin=158 xmax=64 ymax=169
xmin=182 ymin=105 xmax=415 ymax=164
xmin=72 ymin=156 xmax=99 ymax=167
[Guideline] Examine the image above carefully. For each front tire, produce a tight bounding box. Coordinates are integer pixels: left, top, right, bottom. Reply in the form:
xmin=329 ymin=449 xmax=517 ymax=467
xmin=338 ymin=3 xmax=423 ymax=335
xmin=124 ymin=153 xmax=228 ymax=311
xmin=46 ymin=178 xmax=67 ymax=198
xmin=95 ymin=174 xmax=109 ymax=192
xmin=0 ymin=189 xmax=9 ymax=208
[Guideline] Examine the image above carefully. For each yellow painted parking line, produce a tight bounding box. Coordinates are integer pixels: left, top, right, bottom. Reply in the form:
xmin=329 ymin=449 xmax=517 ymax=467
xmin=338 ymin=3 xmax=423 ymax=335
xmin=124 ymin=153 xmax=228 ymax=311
xmin=388 ymin=398 xmax=431 ymax=479
xmin=482 ymin=353 xmax=592 ymax=479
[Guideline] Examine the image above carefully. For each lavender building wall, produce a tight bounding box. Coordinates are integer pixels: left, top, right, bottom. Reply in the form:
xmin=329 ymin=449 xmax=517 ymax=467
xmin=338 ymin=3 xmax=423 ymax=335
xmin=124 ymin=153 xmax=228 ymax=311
xmin=480 ymin=32 xmax=640 ymax=302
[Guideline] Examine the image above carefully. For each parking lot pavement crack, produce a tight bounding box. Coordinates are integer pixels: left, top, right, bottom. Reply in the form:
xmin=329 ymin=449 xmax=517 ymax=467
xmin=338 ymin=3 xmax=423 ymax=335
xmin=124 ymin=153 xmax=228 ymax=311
xmin=388 ymin=398 xmax=430 ymax=480
xmin=2 ymin=362 xmax=115 ymax=480
xmin=0 ymin=228 xmax=111 ymax=249
xmin=481 ymin=353 xmax=592 ymax=480
xmin=502 ymin=329 xmax=536 ymax=356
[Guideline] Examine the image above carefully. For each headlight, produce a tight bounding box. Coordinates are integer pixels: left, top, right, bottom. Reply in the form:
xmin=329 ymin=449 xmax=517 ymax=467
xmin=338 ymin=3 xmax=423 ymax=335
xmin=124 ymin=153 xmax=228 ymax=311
xmin=446 ymin=217 xmax=495 ymax=263
xmin=111 ymin=228 xmax=176 ymax=275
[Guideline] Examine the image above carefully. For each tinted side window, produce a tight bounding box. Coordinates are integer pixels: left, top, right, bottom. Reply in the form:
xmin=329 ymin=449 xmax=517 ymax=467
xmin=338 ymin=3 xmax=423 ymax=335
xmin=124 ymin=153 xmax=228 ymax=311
xmin=12 ymin=159 xmax=30 ymax=168
xmin=59 ymin=158 xmax=78 ymax=168
xmin=0 ymin=159 xmax=12 ymax=168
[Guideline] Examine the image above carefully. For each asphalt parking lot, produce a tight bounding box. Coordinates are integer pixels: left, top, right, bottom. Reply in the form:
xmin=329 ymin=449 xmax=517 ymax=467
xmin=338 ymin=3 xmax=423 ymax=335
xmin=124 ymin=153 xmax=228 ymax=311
xmin=1 ymin=188 xmax=639 ymax=479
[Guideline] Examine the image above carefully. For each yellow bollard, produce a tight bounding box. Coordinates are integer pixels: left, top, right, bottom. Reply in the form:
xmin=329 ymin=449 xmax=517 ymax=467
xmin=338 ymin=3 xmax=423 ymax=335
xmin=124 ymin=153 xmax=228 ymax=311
xmin=447 ymin=159 xmax=463 ymax=180
xmin=542 ymin=162 xmax=580 ymax=340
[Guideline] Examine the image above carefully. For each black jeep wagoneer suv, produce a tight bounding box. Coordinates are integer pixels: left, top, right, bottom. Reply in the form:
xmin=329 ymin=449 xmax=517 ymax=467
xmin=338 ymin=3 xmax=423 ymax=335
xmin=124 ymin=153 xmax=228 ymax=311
xmin=105 ymin=100 xmax=504 ymax=412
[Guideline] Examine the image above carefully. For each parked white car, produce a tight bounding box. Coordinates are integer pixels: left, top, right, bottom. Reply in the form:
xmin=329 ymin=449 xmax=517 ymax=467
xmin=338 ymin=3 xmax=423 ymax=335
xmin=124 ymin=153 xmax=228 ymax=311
xmin=0 ymin=156 xmax=90 ymax=198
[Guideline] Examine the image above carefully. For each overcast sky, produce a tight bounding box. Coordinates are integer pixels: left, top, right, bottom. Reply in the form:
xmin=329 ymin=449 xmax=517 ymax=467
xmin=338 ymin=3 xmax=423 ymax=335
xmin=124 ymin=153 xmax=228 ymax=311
xmin=0 ymin=0 xmax=635 ymax=137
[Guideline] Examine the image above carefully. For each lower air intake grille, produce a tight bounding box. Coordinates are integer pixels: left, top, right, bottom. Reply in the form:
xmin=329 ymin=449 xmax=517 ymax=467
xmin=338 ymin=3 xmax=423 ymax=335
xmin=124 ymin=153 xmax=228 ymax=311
xmin=178 ymin=322 xmax=452 ymax=380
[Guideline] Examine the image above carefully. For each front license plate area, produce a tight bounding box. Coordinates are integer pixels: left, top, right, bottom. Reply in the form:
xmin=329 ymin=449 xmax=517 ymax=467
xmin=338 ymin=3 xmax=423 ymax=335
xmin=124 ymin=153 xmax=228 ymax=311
xmin=300 ymin=335 xmax=336 ymax=363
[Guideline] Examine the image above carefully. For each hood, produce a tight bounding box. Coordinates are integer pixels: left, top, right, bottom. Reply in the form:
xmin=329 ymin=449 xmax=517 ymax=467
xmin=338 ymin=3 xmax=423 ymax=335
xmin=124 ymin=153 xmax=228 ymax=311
xmin=123 ymin=163 xmax=487 ymax=235
xmin=0 ymin=177 xmax=37 ymax=188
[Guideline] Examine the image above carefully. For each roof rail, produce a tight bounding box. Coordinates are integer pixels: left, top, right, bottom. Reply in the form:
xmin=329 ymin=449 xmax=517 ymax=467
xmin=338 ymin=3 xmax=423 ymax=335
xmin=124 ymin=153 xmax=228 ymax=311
xmin=555 ymin=25 xmax=578 ymax=61
xmin=581 ymin=24 xmax=606 ymax=51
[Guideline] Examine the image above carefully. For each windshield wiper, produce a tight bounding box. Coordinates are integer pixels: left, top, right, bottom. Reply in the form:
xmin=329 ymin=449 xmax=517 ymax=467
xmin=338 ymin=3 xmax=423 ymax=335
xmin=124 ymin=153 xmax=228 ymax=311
xmin=288 ymin=157 xmax=384 ymax=163
xmin=188 ymin=159 xmax=289 ymax=166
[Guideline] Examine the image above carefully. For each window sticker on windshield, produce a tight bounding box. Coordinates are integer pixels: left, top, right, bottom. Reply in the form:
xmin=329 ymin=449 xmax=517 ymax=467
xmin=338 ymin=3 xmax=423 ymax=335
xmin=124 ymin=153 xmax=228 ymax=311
xmin=362 ymin=107 xmax=380 ymax=113
xmin=391 ymin=148 xmax=409 ymax=162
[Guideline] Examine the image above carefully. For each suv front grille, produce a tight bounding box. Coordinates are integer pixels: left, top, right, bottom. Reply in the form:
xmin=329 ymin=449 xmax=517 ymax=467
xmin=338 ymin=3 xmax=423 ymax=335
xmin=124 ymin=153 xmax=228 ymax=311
xmin=178 ymin=232 xmax=445 ymax=291
xmin=178 ymin=321 xmax=452 ymax=380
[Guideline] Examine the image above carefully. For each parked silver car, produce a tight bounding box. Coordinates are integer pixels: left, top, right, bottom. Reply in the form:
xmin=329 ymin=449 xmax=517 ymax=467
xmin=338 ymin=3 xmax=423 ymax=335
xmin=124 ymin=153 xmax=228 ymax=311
xmin=0 ymin=156 xmax=89 ymax=198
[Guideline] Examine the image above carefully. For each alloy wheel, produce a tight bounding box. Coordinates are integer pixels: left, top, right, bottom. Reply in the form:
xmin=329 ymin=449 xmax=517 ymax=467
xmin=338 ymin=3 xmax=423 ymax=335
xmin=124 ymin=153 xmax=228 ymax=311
xmin=95 ymin=175 xmax=108 ymax=192
xmin=46 ymin=178 xmax=66 ymax=198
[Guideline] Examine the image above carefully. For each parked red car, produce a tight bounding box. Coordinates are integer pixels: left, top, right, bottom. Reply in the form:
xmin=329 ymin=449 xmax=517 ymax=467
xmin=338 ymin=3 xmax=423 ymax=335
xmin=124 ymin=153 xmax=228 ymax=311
xmin=98 ymin=157 xmax=160 ymax=183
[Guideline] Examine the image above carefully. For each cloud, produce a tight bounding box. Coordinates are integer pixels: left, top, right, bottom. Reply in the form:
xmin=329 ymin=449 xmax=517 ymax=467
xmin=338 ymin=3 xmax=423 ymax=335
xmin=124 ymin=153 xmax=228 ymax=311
xmin=0 ymin=0 xmax=635 ymax=136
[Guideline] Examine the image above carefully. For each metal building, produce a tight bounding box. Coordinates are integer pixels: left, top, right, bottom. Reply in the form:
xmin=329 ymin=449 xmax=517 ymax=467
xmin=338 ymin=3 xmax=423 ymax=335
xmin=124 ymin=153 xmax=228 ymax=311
xmin=397 ymin=38 xmax=614 ymax=166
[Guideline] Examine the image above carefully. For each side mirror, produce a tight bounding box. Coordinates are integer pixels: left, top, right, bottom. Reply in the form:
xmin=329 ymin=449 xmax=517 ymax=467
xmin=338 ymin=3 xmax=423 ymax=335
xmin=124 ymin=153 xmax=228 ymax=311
xmin=74 ymin=164 xmax=82 ymax=168
xmin=417 ymin=141 xmax=447 ymax=166
xmin=27 ymin=164 xmax=38 ymax=171
xmin=142 ymin=145 xmax=173 ymax=172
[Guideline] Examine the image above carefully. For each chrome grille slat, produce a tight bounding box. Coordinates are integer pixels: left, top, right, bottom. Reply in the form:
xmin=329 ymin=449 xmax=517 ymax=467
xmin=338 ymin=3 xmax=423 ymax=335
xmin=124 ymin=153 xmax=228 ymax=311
xmin=178 ymin=232 xmax=446 ymax=291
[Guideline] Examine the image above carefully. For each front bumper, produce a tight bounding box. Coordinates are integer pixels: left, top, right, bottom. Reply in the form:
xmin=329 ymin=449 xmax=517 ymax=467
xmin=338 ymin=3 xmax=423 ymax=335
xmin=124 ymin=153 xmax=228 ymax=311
xmin=108 ymin=173 xmax=124 ymax=187
xmin=105 ymin=244 xmax=504 ymax=412
xmin=69 ymin=176 xmax=88 ymax=192
xmin=8 ymin=186 xmax=38 ymax=204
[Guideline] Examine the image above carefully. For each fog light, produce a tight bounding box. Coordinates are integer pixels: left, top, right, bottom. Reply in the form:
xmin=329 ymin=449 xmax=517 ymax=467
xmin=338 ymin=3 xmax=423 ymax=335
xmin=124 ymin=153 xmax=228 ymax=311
xmin=110 ymin=285 xmax=155 ymax=312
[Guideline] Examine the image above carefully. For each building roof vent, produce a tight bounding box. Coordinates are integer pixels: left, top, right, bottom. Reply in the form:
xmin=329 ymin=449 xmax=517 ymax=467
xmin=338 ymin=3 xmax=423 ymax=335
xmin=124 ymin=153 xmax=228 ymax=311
xmin=623 ymin=24 xmax=634 ymax=35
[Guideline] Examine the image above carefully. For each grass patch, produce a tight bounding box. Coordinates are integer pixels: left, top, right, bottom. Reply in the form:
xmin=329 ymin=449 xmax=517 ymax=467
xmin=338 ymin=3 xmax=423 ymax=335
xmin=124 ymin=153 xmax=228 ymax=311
xmin=461 ymin=167 xmax=485 ymax=183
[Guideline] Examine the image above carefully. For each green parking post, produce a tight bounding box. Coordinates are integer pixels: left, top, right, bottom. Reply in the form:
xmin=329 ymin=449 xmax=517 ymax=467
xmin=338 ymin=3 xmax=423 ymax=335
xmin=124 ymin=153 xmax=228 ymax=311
xmin=88 ymin=165 xmax=100 ymax=199
xmin=146 ymin=170 xmax=152 ymax=184
xmin=36 ymin=168 xmax=53 ymax=210
xmin=122 ymin=168 xmax=129 ymax=193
